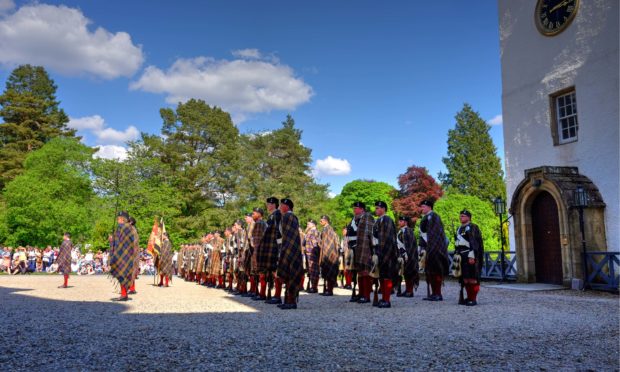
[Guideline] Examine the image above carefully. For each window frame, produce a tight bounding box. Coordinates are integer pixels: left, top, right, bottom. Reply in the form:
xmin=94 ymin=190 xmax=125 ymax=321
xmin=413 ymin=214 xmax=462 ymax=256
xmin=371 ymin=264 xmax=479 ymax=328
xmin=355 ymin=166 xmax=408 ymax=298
xmin=549 ymin=87 xmax=579 ymax=145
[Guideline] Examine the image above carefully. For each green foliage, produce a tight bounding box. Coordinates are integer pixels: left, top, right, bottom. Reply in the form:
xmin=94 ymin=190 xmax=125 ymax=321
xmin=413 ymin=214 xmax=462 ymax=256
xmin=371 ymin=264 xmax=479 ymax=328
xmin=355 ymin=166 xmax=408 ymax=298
xmin=0 ymin=65 xmax=76 ymax=189
xmin=439 ymin=103 xmax=505 ymax=203
xmin=433 ymin=192 xmax=502 ymax=252
xmin=332 ymin=180 xmax=397 ymax=231
xmin=3 ymin=137 xmax=95 ymax=246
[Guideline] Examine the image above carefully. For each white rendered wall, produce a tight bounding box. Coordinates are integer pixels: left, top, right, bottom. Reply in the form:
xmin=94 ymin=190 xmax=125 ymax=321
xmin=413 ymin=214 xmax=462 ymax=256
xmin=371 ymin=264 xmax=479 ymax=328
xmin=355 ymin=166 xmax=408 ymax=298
xmin=498 ymin=0 xmax=619 ymax=251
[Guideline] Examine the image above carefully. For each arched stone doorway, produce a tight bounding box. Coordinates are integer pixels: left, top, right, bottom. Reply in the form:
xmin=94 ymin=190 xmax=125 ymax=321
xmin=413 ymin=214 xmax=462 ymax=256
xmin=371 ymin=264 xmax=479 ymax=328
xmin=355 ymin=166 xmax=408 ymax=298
xmin=509 ymin=166 xmax=607 ymax=286
xmin=531 ymin=191 xmax=563 ymax=284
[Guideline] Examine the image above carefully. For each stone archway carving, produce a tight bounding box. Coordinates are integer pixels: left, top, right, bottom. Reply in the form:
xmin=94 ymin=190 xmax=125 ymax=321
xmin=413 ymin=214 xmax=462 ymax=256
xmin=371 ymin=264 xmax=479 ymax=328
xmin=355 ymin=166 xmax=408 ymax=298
xmin=509 ymin=166 xmax=606 ymax=285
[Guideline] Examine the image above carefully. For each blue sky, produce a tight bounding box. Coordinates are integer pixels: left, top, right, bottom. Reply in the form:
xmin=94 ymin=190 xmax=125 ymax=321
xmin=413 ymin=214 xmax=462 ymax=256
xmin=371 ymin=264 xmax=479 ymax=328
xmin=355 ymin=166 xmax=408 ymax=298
xmin=0 ymin=0 xmax=505 ymax=196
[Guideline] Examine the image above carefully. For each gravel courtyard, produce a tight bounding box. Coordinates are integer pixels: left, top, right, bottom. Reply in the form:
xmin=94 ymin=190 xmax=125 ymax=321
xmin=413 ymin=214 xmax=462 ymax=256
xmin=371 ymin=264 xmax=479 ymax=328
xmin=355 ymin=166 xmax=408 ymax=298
xmin=1 ymin=275 xmax=618 ymax=371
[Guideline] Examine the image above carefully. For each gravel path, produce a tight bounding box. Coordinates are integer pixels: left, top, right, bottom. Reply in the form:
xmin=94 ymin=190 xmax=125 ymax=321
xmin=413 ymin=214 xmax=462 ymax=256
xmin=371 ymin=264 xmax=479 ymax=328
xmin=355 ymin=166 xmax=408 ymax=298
xmin=0 ymin=275 xmax=618 ymax=371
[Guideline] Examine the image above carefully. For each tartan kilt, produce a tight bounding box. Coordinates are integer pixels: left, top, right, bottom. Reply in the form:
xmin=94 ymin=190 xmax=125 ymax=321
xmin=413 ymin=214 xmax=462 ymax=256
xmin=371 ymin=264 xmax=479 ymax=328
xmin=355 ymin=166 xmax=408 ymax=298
xmin=306 ymin=248 xmax=320 ymax=281
xmin=277 ymin=245 xmax=303 ymax=287
xmin=378 ymin=247 xmax=398 ymax=280
xmin=196 ymin=252 xmax=205 ymax=273
xmin=210 ymin=250 xmax=222 ymax=276
xmin=243 ymin=248 xmax=253 ymax=274
xmin=404 ymin=248 xmax=419 ymax=282
xmin=320 ymin=251 xmax=340 ymax=282
xmin=256 ymin=243 xmax=279 ymax=273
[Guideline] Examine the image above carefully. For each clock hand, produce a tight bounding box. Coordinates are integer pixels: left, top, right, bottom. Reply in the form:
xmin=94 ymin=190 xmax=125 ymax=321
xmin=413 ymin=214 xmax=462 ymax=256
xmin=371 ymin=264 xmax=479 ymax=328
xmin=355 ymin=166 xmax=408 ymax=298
xmin=549 ymin=0 xmax=570 ymax=14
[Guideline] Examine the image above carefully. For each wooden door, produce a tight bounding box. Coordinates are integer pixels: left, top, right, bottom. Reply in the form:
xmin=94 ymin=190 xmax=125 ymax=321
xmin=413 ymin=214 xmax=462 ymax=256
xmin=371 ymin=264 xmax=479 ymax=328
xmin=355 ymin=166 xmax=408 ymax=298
xmin=531 ymin=191 xmax=563 ymax=284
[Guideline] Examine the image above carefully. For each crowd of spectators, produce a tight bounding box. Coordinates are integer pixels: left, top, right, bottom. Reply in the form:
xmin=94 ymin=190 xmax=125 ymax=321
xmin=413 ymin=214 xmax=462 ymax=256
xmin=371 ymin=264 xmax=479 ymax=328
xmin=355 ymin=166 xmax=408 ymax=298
xmin=0 ymin=246 xmax=161 ymax=276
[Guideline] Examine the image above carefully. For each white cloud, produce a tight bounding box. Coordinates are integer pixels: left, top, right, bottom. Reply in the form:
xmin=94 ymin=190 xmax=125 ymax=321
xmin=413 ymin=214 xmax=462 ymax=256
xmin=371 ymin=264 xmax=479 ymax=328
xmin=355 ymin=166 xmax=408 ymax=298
xmin=232 ymin=48 xmax=261 ymax=59
xmin=130 ymin=53 xmax=313 ymax=122
xmin=0 ymin=0 xmax=15 ymax=15
xmin=0 ymin=4 xmax=143 ymax=79
xmin=69 ymin=115 xmax=139 ymax=145
xmin=328 ymin=191 xmax=337 ymax=198
xmin=94 ymin=145 xmax=128 ymax=161
xmin=313 ymin=156 xmax=352 ymax=177
xmin=488 ymin=114 xmax=503 ymax=126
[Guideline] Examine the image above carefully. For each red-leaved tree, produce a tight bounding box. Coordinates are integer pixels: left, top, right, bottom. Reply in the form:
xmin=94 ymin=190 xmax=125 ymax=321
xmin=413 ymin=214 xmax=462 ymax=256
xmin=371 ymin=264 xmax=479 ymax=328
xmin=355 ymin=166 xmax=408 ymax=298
xmin=392 ymin=165 xmax=444 ymax=222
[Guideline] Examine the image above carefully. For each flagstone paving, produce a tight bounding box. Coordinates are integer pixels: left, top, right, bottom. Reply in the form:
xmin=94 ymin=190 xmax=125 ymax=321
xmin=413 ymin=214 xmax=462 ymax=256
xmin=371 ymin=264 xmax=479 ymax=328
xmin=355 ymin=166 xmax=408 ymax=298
xmin=1 ymin=275 xmax=618 ymax=371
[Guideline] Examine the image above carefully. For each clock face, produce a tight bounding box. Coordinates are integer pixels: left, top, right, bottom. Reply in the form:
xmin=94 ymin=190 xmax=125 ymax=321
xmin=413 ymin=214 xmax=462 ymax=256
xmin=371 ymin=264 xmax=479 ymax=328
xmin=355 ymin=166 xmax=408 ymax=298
xmin=536 ymin=0 xmax=579 ymax=36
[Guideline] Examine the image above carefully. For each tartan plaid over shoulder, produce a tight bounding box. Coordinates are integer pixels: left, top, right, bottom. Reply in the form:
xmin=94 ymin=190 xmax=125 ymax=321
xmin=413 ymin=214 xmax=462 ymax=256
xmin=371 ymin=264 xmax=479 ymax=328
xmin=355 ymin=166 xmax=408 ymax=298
xmin=276 ymin=212 xmax=304 ymax=288
xmin=398 ymin=227 xmax=419 ymax=283
xmin=258 ymin=210 xmax=280 ymax=272
xmin=110 ymin=223 xmax=137 ymax=289
xmin=353 ymin=212 xmax=374 ymax=272
xmin=57 ymin=239 xmax=72 ymax=275
xmin=159 ymin=239 xmax=174 ymax=278
xmin=373 ymin=215 xmax=399 ymax=279
xmin=319 ymin=224 xmax=340 ymax=282
xmin=250 ymin=220 xmax=266 ymax=273
xmin=304 ymin=227 xmax=320 ymax=281
xmin=420 ymin=212 xmax=449 ymax=276
xmin=130 ymin=226 xmax=140 ymax=280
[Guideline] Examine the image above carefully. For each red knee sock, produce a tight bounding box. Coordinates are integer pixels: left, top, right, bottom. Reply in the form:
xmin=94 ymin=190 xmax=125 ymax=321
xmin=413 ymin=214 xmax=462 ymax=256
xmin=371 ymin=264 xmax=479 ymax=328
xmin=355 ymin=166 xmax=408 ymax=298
xmin=129 ymin=283 xmax=136 ymax=292
xmin=405 ymin=279 xmax=413 ymax=294
xmin=356 ymin=274 xmax=364 ymax=297
xmin=431 ymin=274 xmax=442 ymax=296
xmin=383 ymin=279 xmax=393 ymax=302
xmin=218 ymin=275 xmax=224 ymax=286
xmin=466 ymin=283 xmax=480 ymax=301
xmin=164 ymin=276 xmax=169 ymax=287
xmin=362 ymin=276 xmax=371 ymax=300
xmin=159 ymin=274 xmax=164 ymax=285
xmin=274 ymin=277 xmax=282 ymax=298
xmin=121 ymin=286 xmax=128 ymax=297
xmin=259 ymin=274 xmax=266 ymax=297
xmin=300 ymin=275 xmax=305 ymax=288
xmin=345 ymin=271 xmax=352 ymax=286
xmin=63 ymin=274 xmax=68 ymax=287
xmin=249 ymin=276 xmax=256 ymax=293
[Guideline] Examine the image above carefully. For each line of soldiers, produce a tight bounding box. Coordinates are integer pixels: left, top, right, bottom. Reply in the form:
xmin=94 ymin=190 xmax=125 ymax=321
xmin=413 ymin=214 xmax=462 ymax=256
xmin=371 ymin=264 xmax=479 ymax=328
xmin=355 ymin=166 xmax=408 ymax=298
xmin=175 ymin=197 xmax=484 ymax=309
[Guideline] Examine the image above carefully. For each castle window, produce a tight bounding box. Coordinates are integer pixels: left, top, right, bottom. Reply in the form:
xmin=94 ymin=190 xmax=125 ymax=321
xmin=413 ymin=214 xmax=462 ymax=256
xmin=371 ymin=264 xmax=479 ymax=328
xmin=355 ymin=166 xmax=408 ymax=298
xmin=551 ymin=88 xmax=578 ymax=145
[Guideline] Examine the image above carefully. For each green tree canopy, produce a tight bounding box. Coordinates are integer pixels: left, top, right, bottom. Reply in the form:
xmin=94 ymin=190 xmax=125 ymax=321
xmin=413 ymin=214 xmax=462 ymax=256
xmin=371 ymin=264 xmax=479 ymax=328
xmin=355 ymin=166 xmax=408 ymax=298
xmin=332 ymin=180 xmax=397 ymax=230
xmin=3 ymin=137 xmax=95 ymax=246
xmin=439 ymin=103 xmax=505 ymax=203
xmin=433 ymin=192 xmax=502 ymax=252
xmin=0 ymin=65 xmax=75 ymax=189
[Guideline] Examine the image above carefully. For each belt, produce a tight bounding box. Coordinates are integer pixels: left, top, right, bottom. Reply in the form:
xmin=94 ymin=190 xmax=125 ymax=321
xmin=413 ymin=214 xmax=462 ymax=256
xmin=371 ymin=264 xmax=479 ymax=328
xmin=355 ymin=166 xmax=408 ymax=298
xmin=347 ymin=236 xmax=357 ymax=242
xmin=276 ymin=239 xmax=283 ymax=244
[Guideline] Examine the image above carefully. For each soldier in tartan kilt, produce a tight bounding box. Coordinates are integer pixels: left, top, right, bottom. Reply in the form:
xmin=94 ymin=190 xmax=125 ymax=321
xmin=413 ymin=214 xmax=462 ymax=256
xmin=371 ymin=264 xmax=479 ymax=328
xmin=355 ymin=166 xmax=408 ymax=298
xmin=247 ymin=208 xmax=266 ymax=298
xmin=319 ymin=216 xmax=340 ymax=296
xmin=158 ymin=232 xmax=174 ymax=287
xmin=372 ymin=201 xmax=399 ymax=308
xmin=237 ymin=213 xmax=254 ymax=295
xmin=110 ymin=211 xmax=137 ymax=301
xmin=276 ymin=198 xmax=304 ymax=310
xmin=419 ymin=199 xmax=450 ymax=302
xmin=260 ymin=197 xmax=284 ymax=304
xmin=396 ymin=216 xmax=419 ymax=298
xmin=303 ymin=219 xmax=321 ymax=293
xmin=57 ymin=232 xmax=72 ymax=288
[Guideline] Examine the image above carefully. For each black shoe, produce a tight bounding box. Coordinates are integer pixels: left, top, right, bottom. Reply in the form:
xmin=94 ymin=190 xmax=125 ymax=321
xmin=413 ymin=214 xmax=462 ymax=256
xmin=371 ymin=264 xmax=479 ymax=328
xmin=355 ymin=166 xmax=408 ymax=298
xmin=466 ymin=300 xmax=477 ymax=306
xmin=344 ymin=285 xmax=352 ymax=289
xmin=280 ymin=303 xmax=297 ymax=310
xmin=458 ymin=299 xmax=467 ymax=305
xmin=157 ymin=283 xmax=163 ymax=287
xmin=252 ymin=295 xmax=266 ymax=301
xmin=111 ymin=296 xmax=129 ymax=302
xmin=357 ymin=297 xmax=370 ymax=304
xmin=372 ymin=300 xmax=379 ymax=307
xmin=349 ymin=295 xmax=360 ymax=303
xmin=396 ymin=292 xmax=403 ymax=297
xmin=128 ymin=290 xmax=137 ymax=295
xmin=241 ymin=292 xmax=253 ymax=297
xmin=403 ymin=292 xmax=414 ymax=298
xmin=266 ymin=297 xmax=282 ymax=305
xmin=378 ymin=301 xmax=392 ymax=308
xmin=435 ymin=295 xmax=443 ymax=301
xmin=58 ymin=285 xmax=67 ymax=289
xmin=277 ymin=303 xmax=285 ymax=308
xmin=320 ymin=292 xmax=333 ymax=296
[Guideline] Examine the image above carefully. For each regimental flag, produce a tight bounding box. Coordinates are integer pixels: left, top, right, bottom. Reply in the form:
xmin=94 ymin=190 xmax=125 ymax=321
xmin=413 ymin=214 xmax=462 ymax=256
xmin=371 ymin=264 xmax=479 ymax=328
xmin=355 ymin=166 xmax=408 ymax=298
xmin=147 ymin=217 xmax=162 ymax=257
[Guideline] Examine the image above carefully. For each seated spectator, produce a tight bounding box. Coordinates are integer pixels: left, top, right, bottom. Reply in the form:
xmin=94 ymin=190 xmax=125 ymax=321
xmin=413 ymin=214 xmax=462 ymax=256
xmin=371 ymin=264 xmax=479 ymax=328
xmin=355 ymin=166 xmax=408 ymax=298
xmin=35 ymin=248 xmax=43 ymax=272
xmin=27 ymin=247 xmax=37 ymax=273
xmin=42 ymin=247 xmax=52 ymax=272
xmin=1 ymin=247 xmax=12 ymax=273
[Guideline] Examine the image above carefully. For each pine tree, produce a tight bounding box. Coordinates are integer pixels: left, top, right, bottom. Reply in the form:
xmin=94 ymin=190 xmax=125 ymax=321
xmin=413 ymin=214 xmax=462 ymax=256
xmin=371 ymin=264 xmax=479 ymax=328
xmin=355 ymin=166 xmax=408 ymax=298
xmin=439 ymin=103 xmax=505 ymax=203
xmin=0 ymin=65 xmax=75 ymax=189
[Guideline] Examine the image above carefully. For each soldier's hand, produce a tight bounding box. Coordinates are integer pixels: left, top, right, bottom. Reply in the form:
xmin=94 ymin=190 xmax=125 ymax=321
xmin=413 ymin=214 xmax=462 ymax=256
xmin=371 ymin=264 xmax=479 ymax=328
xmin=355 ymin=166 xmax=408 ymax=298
xmin=468 ymin=258 xmax=476 ymax=265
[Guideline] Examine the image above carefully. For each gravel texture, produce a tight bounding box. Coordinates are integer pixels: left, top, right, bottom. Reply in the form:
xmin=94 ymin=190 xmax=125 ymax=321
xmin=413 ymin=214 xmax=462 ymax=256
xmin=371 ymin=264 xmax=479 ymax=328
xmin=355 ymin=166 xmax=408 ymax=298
xmin=0 ymin=275 xmax=618 ymax=371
